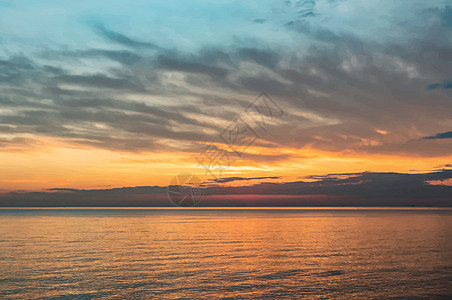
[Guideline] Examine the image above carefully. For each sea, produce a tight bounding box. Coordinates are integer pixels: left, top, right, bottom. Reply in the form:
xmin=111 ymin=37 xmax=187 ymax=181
xmin=0 ymin=208 xmax=451 ymax=299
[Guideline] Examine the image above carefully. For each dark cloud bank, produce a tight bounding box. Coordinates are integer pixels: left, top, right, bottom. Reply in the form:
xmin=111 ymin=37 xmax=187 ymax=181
xmin=1 ymin=170 xmax=451 ymax=207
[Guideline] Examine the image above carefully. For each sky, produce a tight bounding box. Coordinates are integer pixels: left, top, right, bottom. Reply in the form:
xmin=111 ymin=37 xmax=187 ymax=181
xmin=0 ymin=0 xmax=451 ymax=206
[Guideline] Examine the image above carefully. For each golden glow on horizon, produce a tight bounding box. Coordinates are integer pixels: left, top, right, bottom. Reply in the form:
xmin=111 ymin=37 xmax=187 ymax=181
xmin=0 ymin=136 xmax=450 ymax=191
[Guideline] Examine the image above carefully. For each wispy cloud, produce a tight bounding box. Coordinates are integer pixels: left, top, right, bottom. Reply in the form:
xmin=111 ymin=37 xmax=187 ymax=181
xmin=208 ymin=176 xmax=280 ymax=184
xmin=1 ymin=1 xmax=451 ymax=157
xmin=90 ymin=22 xmax=162 ymax=50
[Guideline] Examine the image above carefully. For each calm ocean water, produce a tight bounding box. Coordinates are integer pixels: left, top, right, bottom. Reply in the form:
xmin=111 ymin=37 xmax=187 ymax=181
xmin=0 ymin=208 xmax=451 ymax=299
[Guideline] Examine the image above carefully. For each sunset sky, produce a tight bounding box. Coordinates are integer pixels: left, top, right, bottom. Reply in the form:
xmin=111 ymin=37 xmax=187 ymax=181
xmin=0 ymin=1 xmax=451 ymax=205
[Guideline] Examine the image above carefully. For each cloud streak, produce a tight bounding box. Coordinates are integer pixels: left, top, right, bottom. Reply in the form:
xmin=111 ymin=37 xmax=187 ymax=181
xmin=208 ymin=176 xmax=280 ymax=184
xmin=424 ymin=131 xmax=452 ymax=140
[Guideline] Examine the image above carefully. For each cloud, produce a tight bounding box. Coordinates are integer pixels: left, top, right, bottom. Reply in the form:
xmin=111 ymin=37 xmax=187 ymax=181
xmin=253 ymin=19 xmax=266 ymax=24
xmin=155 ymin=53 xmax=229 ymax=79
xmin=424 ymin=131 xmax=452 ymax=140
xmin=440 ymin=5 xmax=452 ymax=27
xmin=1 ymin=1 xmax=451 ymax=159
xmin=236 ymin=47 xmax=281 ymax=68
xmin=426 ymin=80 xmax=452 ymax=90
xmin=1 ymin=170 xmax=450 ymax=207
xmin=437 ymin=164 xmax=452 ymax=168
xmin=208 ymin=176 xmax=280 ymax=184
xmin=90 ymin=22 xmax=161 ymax=49
xmin=55 ymin=74 xmax=145 ymax=90
xmin=202 ymin=170 xmax=452 ymax=206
